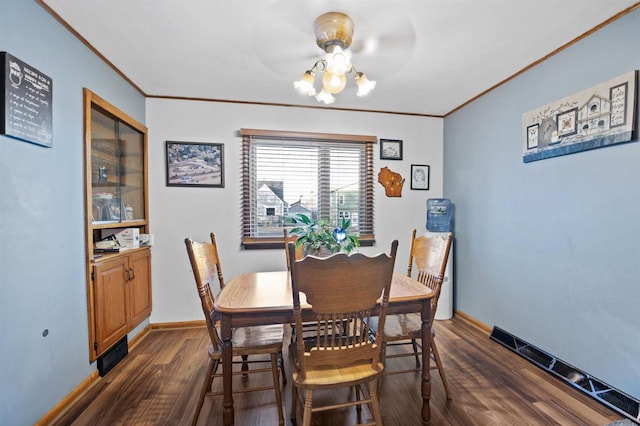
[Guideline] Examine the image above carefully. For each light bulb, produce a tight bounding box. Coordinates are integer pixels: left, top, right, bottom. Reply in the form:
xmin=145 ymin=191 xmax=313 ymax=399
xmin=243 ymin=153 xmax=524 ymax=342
xmin=355 ymin=72 xmax=376 ymax=97
xmin=322 ymin=71 xmax=347 ymax=94
xmin=325 ymin=46 xmax=352 ymax=75
xmin=315 ymin=89 xmax=335 ymax=104
xmin=293 ymin=71 xmax=316 ymax=96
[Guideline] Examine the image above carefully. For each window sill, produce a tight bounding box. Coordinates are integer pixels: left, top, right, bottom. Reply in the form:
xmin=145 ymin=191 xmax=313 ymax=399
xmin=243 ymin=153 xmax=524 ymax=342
xmin=242 ymin=235 xmax=376 ymax=250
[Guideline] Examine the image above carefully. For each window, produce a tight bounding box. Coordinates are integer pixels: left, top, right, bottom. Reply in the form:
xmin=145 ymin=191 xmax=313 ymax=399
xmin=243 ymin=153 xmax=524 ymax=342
xmin=241 ymin=128 xmax=376 ymax=249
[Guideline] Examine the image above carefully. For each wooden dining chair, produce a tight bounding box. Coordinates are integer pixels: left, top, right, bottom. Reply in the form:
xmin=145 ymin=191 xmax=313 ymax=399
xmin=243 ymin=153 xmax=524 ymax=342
xmin=185 ymin=234 xmax=285 ymax=426
xmin=369 ymin=229 xmax=453 ymax=399
xmin=288 ymin=240 xmax=398 ymax=426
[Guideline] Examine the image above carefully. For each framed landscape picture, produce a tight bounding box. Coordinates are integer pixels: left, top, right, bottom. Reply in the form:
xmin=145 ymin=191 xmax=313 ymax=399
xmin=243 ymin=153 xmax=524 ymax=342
xmin=166 ymin=141 xmax=224 ymax=187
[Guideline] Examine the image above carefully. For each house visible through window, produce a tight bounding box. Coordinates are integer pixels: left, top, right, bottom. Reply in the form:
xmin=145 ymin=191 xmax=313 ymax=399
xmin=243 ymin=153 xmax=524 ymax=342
xmin=240 ymin=128 xmax=376 ymax=249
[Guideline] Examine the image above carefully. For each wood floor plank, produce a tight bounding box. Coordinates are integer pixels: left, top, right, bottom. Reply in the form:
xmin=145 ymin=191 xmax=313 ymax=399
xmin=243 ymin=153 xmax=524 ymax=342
xmin=50 ymin=318 xmax=626 ymax=426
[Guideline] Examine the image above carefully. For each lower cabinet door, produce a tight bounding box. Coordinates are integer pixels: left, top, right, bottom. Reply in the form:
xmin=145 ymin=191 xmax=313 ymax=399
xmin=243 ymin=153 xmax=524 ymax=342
xmin=94 ymin=256 xmax=130 ymax=355
xmin=128 ymin=249 xmax=152 ymax=327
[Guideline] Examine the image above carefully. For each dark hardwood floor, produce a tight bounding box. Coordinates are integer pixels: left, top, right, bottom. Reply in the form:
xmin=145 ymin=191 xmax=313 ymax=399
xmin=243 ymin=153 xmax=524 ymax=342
xmin=52 ymin=317 xmax=623 ymax=425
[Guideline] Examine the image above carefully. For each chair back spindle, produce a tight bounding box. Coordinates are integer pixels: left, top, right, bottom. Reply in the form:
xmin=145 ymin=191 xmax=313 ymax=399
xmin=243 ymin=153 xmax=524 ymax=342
xmin=283 ymin=229 xmax=304 ymax=270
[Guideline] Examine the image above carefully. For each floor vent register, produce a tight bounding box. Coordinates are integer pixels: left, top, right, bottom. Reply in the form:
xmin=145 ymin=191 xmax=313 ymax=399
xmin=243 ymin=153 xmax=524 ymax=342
xmin=490 ymin=326 xmax=639 ymax=424
xmin=97 ymin=336 xmax=128 ymax=377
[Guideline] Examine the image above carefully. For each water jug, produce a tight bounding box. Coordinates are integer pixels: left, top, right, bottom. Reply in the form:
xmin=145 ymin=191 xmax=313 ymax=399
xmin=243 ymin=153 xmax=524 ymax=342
xmin=426 ymin=198 xmax=452 ymax=232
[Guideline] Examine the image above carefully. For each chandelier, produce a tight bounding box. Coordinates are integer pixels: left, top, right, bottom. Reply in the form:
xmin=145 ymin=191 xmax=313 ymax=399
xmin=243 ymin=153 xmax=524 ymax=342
xmin=294 ymin=12 xmax=376 ymax=105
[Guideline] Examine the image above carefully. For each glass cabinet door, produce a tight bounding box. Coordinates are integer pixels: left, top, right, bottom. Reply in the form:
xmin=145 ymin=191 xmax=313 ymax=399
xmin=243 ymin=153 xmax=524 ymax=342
xmin=119 ymin=121 xmax=145 ymax=222
xmin=90 ymin=106 xmax=145 ymax=224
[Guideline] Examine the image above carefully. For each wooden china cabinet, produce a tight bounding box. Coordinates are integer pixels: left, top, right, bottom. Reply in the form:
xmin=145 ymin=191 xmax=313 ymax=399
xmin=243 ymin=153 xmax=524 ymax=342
xmin=83 ymin=89 xmax=152 ymax=362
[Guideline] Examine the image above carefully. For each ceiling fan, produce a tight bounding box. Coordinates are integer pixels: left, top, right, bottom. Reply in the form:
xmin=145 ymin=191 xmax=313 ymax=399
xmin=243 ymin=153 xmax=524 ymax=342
xmin=293 ymin=11 xmax=378 ymax=104
xmin=252 ymin=3 xmax=416 ymax=103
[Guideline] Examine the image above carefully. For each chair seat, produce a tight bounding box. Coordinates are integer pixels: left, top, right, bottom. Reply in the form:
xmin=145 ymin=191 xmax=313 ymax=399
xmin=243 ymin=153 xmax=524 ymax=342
xmin=289 ymin=340 xmax=384 ymax=389
xmin=293 ymin=361 xmax=384 ymax=389
xmin=368 ymin=313 xmax=435 ymax=342
xmin=210 ymin=324 xmax=284 ymax=359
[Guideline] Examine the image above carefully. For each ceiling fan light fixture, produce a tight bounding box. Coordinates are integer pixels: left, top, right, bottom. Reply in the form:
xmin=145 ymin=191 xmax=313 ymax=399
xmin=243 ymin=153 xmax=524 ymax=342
xmin=294 ymin=70 xmax=317 ymax=96
xmin=355 ymin=72 xmax=376 ymax=97
xmin=294 ymin=11 xmax=375 ymax=104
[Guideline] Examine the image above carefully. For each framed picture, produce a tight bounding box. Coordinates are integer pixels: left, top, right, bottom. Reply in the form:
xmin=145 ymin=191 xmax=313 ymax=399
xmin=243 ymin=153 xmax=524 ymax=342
xmin=526 ymin=123 xmax=539 ymax=150
xmin=1 ymin=52 xmax=53 ymax=147
xmin=522 ymin=70 xmax=636 ymax=163
xmin=609 ymin=81 xmax=628 ymax=128
xmin=166 ymin=141 xmax=224 ymax=187
xmin=380 ymin=139 xmax=403 ymax=160
xmin=410 ymin=164 xmax=430 ymax=190
xmin=556 ymin=107 xmax=577 ymax=138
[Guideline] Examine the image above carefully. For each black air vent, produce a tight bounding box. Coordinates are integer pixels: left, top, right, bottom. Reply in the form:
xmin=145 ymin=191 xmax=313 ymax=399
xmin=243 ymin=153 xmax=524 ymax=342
xmin=490 ymin=326 xmax=639 ymax=424
xmin=97 ymin=336 xmax=128 ymax=377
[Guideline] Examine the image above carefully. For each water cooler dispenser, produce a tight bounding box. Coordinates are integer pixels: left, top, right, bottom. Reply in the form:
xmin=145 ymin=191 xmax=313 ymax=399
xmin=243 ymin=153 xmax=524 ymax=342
xmin=426 ymin=198 xmax=454 ymax=320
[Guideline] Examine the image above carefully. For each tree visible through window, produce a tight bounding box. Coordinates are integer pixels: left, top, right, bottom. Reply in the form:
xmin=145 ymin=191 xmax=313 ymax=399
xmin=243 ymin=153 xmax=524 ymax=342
xmin=240 ymin=129 xmax=376 ymax=249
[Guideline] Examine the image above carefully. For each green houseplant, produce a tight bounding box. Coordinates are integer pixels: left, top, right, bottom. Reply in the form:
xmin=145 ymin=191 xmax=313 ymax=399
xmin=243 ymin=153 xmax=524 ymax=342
xmin=285 ymin=213 xmax=360 ymax=255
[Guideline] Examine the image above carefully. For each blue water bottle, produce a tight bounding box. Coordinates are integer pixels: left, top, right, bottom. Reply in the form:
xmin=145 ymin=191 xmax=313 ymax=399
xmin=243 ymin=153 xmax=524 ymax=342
xmin=426 ymin=198 xmax=452 ymax=232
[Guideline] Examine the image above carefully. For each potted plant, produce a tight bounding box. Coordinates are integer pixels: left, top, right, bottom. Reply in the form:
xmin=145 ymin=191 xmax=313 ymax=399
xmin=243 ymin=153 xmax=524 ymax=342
xmin=285 ymin=213 xmax=360 ymax=255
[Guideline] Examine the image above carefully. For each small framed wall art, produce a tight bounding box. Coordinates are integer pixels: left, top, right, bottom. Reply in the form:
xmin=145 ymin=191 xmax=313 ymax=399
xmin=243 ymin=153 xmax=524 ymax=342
xmin=166 ymin=141 xmax=224 ymax=187
xmin=380 ymin=139 xmax=403 ymax=160
xmin=410 ymin=164 xmax=430 ymax=190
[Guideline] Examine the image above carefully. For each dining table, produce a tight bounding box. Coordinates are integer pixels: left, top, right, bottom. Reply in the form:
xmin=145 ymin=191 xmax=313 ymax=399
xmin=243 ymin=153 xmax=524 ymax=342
xmin=214 ymin=270 xmax=436 ymax=425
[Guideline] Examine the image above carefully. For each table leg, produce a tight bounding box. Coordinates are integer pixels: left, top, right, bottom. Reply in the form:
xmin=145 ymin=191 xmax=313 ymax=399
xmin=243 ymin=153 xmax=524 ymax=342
xmin=221 ymin=314 xmax=234 ymax=425
xmin=421 ymin=301 xmax=432 ymax=425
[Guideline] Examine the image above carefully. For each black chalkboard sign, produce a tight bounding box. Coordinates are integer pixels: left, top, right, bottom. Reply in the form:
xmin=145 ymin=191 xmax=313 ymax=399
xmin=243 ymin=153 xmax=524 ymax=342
xmin=1 ymin=52 xmax=53 ymax=147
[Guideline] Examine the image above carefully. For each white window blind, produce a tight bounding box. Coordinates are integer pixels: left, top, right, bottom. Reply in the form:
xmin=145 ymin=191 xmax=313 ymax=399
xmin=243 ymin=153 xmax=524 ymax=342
xmin=240 ymin=129 xmax=376 ymax=249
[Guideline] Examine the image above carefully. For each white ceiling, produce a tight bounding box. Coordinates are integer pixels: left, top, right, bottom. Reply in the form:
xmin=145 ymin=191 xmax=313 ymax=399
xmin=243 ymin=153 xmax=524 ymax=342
xmin=41 ymin=0 xmax=638 ymax=116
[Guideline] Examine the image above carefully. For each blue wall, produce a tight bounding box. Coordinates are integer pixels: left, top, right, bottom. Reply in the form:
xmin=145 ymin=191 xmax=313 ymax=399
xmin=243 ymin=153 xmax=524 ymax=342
xmin=444 ymin=8 xmax=640 ymax=399
xmin=0 ymin=1 xmax=145 ymax=424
